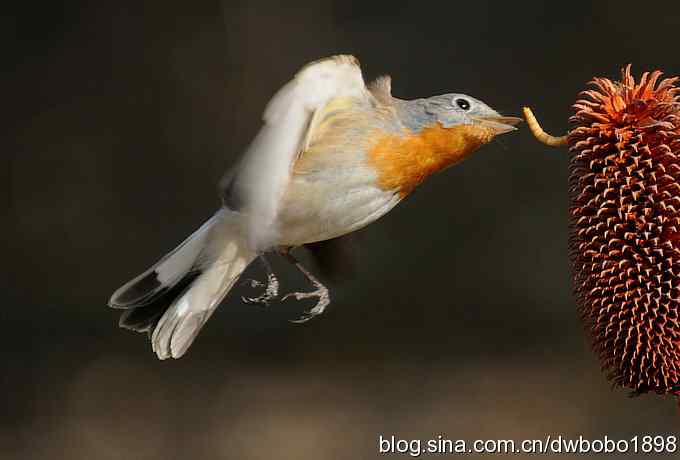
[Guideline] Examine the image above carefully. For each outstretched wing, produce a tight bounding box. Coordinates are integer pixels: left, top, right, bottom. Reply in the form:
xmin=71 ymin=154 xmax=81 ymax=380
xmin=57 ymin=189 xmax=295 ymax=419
xmin=222 ymin=55 xmax=368 ymax=251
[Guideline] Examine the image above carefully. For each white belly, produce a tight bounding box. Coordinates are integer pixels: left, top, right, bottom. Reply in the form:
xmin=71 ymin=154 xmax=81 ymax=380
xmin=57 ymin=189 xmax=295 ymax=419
xmin=275 ymin=165 xmax=400 ymax=246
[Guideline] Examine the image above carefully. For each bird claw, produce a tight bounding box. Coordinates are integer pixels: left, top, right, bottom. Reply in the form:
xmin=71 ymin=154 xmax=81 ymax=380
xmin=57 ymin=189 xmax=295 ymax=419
xmin=241 ymin=279 xmax=264 ymax=289
xmin=283 ymin=285 xmax=330 ymax=323
xmin=241 ymin=273 xmax=279 ymax=306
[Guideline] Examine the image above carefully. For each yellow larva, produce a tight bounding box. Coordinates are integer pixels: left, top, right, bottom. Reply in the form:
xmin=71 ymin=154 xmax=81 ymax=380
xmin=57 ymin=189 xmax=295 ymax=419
xmin=522 ymin=106 xmax=568 ymax=147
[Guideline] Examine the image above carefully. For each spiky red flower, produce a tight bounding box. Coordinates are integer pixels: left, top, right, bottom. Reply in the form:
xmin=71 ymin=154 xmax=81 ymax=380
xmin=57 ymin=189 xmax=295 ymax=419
xmin=568 ymin=66 xmax=680 ymax=396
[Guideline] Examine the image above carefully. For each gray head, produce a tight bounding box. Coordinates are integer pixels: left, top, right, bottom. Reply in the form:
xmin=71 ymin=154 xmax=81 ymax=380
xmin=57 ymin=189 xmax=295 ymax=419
xmin=398 ymin=93 xmax=521 ymax=133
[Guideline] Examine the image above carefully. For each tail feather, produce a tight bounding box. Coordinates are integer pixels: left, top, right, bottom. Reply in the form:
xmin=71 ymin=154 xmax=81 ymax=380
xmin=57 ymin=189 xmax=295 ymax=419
xmin=118 ymin=271 xmax=202 ymax=334
xmin=110 ymin=210 xmax=256 ymax=359
xmin=109 ymin=216 xmax=217 ymax=309
xmin=151 ymin=248 xmax=252 ymax=359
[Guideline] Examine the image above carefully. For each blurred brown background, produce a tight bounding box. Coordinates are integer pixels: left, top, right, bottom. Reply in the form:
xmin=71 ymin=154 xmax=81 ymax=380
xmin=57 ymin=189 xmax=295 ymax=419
xmin=4 ymin=1 xmax=680 ymax=459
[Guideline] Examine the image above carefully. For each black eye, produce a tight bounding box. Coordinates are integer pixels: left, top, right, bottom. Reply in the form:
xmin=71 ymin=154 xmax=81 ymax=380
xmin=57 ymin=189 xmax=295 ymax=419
xmin=455 ymin=98 xmax=471 ymax=111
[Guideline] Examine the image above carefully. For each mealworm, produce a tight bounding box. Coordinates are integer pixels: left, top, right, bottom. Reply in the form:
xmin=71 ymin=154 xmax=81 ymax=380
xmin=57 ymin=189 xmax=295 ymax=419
xmin=522 ymin=106 xmax=568 ymax=147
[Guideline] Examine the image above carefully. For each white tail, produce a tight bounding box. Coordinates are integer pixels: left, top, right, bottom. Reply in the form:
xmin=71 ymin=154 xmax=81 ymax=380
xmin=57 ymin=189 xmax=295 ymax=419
xmin=109 ymin=210 xmax=256 ymax=359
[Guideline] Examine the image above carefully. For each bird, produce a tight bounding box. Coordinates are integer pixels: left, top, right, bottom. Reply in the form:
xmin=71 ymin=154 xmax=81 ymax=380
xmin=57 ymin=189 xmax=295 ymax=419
xmin=109 ymin=55 xmax=521 ymax=359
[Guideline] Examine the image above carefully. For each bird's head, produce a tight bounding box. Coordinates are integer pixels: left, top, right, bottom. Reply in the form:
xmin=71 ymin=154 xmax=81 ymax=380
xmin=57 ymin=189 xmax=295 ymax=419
xmin=368 ymin=93 xmax=520 ymax=196
xmin=419 ymin=93 xmax=521 ymax=136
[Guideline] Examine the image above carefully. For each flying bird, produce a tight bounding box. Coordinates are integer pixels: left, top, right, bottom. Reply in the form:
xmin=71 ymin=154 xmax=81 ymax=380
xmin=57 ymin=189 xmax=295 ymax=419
xmin=109 ymin=55 xmax=520 ymax=359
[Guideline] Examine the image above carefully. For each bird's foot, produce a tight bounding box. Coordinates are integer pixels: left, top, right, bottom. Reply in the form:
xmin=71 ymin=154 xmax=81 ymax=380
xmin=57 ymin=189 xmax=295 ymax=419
xmin=241 ymin=273 xmax=279 ymax=306
xmin=283 ymin=279 xmax=330 ymax=323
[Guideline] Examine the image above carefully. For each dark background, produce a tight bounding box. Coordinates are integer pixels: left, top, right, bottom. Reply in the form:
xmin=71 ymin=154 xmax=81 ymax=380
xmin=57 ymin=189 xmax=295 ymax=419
xmin=4 ymin=1 xmax=680 ymax=458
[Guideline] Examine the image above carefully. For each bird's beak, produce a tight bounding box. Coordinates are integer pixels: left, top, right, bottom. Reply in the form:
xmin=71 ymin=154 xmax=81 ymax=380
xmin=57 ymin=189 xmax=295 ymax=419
xmin=470 ymin=115 xmax=523 ymax=135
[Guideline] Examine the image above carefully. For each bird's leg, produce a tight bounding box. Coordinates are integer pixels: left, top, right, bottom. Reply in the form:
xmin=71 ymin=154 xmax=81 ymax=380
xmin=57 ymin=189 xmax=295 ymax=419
xmin=279 ymin=249 xmax=330 ymax=323
xmin=241 ymin=255 xmax=279 ymax=306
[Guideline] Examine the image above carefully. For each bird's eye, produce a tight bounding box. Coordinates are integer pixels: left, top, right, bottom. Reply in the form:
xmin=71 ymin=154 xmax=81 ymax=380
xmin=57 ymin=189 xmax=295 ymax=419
xmin=455 ymin=98 xmax=471 ymax=111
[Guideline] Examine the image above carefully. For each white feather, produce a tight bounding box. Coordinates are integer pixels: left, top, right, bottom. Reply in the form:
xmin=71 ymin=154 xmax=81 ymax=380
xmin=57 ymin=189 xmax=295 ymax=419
xmin=154 ymin=216 xmax=215 ymax=285
xmin=151 ymin=210 xmax=256 ymax=360
xmin=108 ymin=214 xmax=218 ymax=308
xmin=232 ymin=55 xmax=368 ymax=251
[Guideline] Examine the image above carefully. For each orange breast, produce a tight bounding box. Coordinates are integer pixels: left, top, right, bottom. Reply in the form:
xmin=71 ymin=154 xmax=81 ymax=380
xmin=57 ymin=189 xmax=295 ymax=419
xmin=366 ymin=123 xmax=496 ymax=196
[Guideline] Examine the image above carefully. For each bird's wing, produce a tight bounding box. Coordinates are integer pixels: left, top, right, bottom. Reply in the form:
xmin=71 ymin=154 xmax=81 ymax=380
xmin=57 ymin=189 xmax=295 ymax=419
xmin=224 ymin=55 xmax=368 ymax=251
